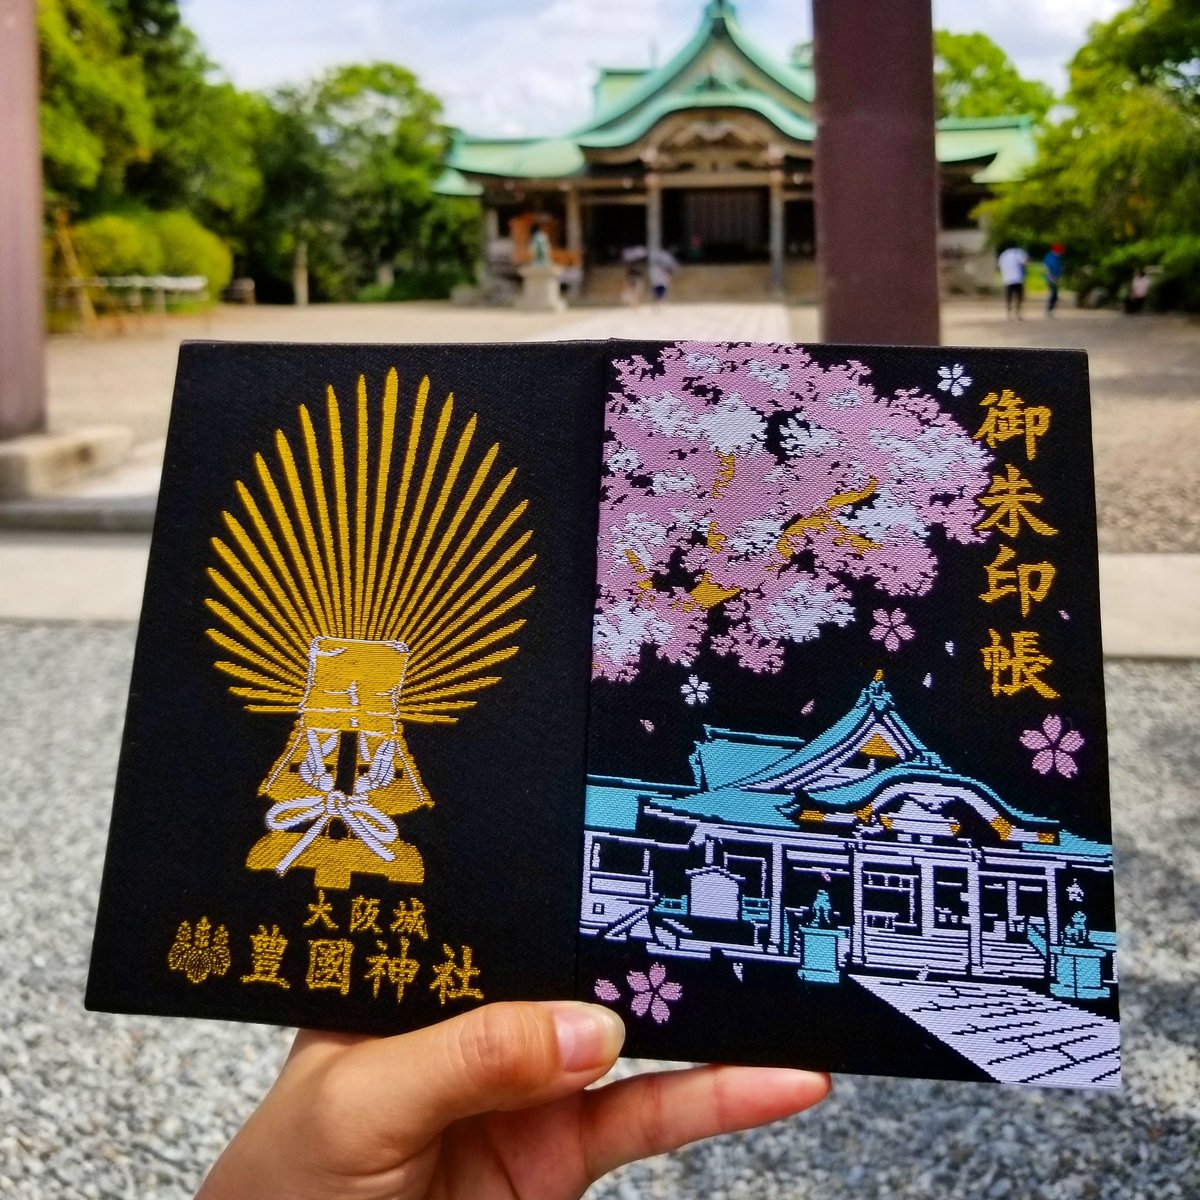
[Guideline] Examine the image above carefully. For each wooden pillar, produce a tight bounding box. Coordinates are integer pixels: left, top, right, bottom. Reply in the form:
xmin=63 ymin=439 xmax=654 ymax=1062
xmin=966 ymin=854 xmax=982 ymax=973
xmin=0 ymin=0 xmax=47 ymax=440
xmin=768 ymin=839 xmax=784 ymax=953
xmin=769 ymin=169 xmax=785 ymax=298
xmin=813 ymin=0 xmax=940 ymax=345
xmin=565 ymin=187 xmax=583 ymax=299
xmin=850 ymin=847 xmax=865 ymax=965
xmin=645 ymin=173 xmax=662 ymax=263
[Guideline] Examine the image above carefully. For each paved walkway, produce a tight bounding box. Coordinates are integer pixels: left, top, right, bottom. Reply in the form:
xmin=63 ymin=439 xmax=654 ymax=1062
xmin=1 ymin=534 xmax=1195 ymax=658
xmin=854 ymin=976 xmax=1121 ymax=1088
xmin=529 ymin=301 xmax=791 ymax=343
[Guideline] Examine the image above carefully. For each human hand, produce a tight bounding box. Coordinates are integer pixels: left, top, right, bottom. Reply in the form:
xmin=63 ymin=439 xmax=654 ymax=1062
xmin=196 ymin=1001 xmax=831 ymax=1200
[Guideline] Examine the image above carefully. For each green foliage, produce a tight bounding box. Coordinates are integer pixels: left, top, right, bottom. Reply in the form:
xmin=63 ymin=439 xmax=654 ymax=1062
xmin=934 ymin=31 xmax=1055 ymax=121
xmin=37 ymin=0 xmax=153 ymax=206
xmin=150 ymin=211 xmax=233 ymax=290
xmin=356 ymin=267 xmax=472 ymax=304
xmin=979 ymin=0 xmax=1200 ymax=309
xmin=242 ymin=62 xmax=476 ymax=301
xmin=38 ymin=1 xmax=478 ymax=305
xmin=72 ymin=212 xmax=163 ymax=276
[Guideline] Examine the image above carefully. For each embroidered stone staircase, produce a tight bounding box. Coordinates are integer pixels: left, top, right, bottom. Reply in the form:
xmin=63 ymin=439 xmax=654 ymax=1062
xmin=578 ymin=261 xmax=818 ymax=305
xmin=980 ymin=938 xmax=1049 ymax=980
xmin=860 ymin=931 xmax=968 ymax=977
xmin=854 ymin=976 xmax=1120 ymax=1088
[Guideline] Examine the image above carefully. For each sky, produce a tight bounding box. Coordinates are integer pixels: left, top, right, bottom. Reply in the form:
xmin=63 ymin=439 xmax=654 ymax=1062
xmin=181 ymin=0 xmax=1124 ymax=136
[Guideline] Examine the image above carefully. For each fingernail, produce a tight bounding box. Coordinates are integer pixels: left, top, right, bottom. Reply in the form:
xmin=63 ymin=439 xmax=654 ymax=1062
xmin=552 ymin=1003 xmax=625 ymax=1072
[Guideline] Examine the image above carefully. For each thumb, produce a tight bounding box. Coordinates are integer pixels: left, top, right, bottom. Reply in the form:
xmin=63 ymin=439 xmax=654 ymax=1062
xmin=341 ymin=1001 xmax=626 ymax=1149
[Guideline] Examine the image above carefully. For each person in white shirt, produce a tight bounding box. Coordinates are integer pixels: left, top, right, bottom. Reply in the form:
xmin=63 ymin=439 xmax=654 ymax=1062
xmin=997 ymin=245 xmax=1029 ymax=319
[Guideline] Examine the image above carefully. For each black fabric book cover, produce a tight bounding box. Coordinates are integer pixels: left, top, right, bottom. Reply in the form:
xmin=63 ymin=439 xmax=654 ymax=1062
xmin=87 ymin=339 xmax=1119 ymax=1089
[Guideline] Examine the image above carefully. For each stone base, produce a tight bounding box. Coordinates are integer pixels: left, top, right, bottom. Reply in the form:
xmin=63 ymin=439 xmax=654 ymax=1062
xmin=246 ymin=831 xmax=425 ymax=890
xmin=516 ymin=263 xmax=566 ymax=312
xmin=0 ymin=426 xmax=134 ymax=500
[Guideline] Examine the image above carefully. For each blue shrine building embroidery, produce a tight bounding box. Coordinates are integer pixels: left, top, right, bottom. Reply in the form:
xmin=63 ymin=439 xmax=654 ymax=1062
xmin=582 ymin=675 xmax=1120 ymax=1086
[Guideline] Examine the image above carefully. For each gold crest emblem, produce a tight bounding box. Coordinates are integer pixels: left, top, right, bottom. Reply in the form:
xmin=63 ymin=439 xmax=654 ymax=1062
xmin=204 ymin=369 xmax=535 ymax=888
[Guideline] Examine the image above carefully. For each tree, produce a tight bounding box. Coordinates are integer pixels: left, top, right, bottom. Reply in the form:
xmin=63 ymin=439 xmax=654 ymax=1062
xmin=593 ymin=343 xmax=990 ymax=682
xmin=934 ymin=31 xmax=1054 ymax=122
xmin=306 ymin=63 xmax=450 ymax=285
xmin=244 ymin=62 xmax=475 ymax=301
xmin=239 ymin=91 xmax=342 ymax=302
xmin=105 ymin=0 xmax=264 ymax=239
xmin=979 ymin=0 xmax=1200 ymax=305
xmin=37 ymin=0 xmax=153 ymax=210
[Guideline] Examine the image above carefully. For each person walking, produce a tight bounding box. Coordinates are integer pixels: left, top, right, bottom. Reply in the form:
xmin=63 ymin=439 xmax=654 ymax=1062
xmin=1043 ymin=243 xmax=1064 ymax=316
xmin=1125 ymin=266 xmax=1151 ymax=314
xmin=997 ymin=244 xmax=1029 ymax=319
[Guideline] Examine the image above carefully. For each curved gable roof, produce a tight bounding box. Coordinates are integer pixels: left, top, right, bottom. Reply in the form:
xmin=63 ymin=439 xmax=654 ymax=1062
xmin=574 ymin=0 xmax=812 ymax=138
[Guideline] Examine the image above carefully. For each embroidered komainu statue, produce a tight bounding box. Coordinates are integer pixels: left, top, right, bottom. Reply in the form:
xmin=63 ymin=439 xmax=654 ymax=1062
xmin=204 ymin=369 xmax=536 ymax=889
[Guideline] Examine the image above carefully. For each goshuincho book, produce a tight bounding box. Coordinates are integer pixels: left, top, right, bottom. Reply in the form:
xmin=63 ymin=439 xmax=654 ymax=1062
xmin=88 ymin=339 xmax=1120 ymax=1089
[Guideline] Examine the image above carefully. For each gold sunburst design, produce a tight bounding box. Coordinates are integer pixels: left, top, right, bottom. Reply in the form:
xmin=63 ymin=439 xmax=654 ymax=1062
xmin=205 ymin=368 xmax=536 ymax=889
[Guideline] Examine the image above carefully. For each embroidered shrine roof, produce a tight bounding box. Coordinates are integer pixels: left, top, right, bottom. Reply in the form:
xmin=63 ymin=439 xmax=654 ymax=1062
xmin=584 ymin=674 xmax=1113 ymax=860
xmin=438 ymin=0 xmax=1036 ymax=194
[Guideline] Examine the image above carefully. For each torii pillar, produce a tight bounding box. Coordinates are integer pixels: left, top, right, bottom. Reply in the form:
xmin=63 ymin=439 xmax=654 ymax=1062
xmin=0 ymin=0 xmax=46 ymax=439
xmin=813 ymin=0 xmax=941 ymax=345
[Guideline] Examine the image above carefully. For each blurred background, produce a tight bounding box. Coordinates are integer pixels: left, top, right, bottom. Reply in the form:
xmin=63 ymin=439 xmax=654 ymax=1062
xmin=0 ymin=1 xmax=1196 ymax=1196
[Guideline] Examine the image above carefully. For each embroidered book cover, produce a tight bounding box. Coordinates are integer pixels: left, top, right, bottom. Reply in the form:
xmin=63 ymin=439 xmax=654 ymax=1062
xmin=87 ymin=339 xmax=1119 ymax=1089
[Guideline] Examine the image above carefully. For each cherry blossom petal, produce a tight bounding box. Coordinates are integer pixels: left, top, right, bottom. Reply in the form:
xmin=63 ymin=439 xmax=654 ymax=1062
xmin=889 ymin=608 xmax=907 ymax=623
xmin=872 ymin=608 xmax=890 ymax=625
xmin=870 ymin=624 xmax=888 ymax=642
xmin=658 ymin=981 xmax=682 ymax=1001
xmin=630 ymin=989 xmax=653 ymax=1017
xmin=884 ymin=631 xmax=901 ymax=652
xmin=1021 ymin=729 xmax=1051 ymax=751
xmin=650 ymin=995 xmax=672 ymax=1024
xmin=1031 ymin=749 xmax=1055 ymax=774
xmin=1042 ymin=714 xmax=1063 ymax=742
xmin=895 ymin=622 xmax=915 ymax=641
xmin=594 ymin=979 xmax=620 ymax=1002
xmin=627 ymin=970 xmax=651 ymax=994
xmin=1059 ymin=730 xmax=1084 ymax=753
xmin=648 ymin=963 xmax=667 ymax=988
xmin=1054 ymin=752 xmax=1079 ymax=779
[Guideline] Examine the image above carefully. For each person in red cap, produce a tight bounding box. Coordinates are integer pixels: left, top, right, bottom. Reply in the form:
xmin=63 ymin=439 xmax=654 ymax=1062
xmin=1043 ymin=243 xmax=1065 ymax=316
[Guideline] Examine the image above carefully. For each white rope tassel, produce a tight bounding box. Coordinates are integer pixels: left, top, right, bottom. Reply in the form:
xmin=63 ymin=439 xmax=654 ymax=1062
xmin=265 ymin=730 xmax=400 ymax=875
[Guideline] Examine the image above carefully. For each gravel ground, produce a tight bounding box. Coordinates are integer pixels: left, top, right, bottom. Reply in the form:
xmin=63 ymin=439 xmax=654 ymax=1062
xmin=0 ymin=622 xmax=1196 ymax=1199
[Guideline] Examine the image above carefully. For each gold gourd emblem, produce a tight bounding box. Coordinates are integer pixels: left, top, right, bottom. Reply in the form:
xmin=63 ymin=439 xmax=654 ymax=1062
xmin=204 ymin=369 xmax=536 ymax=889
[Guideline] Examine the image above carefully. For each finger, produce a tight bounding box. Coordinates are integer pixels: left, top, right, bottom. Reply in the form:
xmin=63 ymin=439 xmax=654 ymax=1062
xmin=580 ymin=1064 xmax=831 ymax=1180
xmin=335 ymin=1001 xmax=625 ymax=1151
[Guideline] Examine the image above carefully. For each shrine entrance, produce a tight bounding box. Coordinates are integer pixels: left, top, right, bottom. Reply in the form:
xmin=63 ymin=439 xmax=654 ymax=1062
xmin=669 ymin=188 xmax=766 ymax=261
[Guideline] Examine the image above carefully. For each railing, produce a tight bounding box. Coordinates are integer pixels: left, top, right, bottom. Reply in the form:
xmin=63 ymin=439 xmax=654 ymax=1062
xmin=1025 ymin=923 xmax=1048 ymax=957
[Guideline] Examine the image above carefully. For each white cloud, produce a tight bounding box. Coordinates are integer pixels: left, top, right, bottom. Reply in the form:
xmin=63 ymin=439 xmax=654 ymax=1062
xmin=183 ymin=0 xmax=1121 ymax=134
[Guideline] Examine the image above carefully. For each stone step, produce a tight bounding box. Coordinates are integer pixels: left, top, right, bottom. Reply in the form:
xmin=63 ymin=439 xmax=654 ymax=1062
xmin=853 ymin=975 xmax=1120 ymax=1090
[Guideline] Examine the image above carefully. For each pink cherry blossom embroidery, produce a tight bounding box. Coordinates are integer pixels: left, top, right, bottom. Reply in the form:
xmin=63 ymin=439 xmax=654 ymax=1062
xmin=869 ymin=608 xmax=915 ymax=653
xmin=592 ymin=343 xmax=991 ymax=682
xmin=627 ymin=962 xmax=682 ymax=1024
xmin=1020 ymin=715 xmax=1084 ymax=778
xmin=594 ymin=979 xmax=621 ymax=1002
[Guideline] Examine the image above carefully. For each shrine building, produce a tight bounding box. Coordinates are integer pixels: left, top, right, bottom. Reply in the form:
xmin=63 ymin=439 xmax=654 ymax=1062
xmin=436 ymin=0 xmax=1035 ymax=302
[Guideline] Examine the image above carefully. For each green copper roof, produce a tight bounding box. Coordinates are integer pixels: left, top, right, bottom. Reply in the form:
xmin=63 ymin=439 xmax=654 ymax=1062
xmin=432 ymin=166 xmax=483 ymax=197
xmin=936 ymin=117 xmax=1038 ymax=183
xmin=445 ymin=135 xmax=585 ymax=181
xmin=577 ymin=87 xmax=816 ymax=148
xmin=576 ymin=0 xmax=813 ymax=137
xmin=444 ymin=1 xmax=1035 ymax=186
xmin=593 ymin=68 xmax=649 ymax=114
